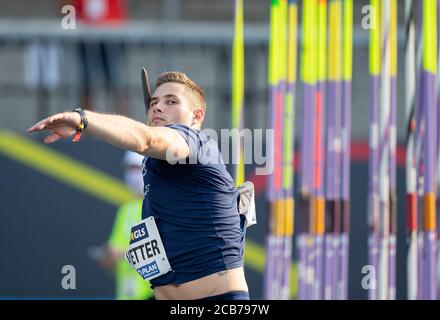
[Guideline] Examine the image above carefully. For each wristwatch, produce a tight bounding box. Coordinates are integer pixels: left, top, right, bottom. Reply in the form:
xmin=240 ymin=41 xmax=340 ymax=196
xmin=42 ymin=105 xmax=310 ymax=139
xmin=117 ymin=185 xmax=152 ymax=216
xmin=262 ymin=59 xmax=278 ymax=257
xmin=72 ymin=107 xmax=88 ymax=129
xmin=71 ymin=108 xmax=88 ymax=142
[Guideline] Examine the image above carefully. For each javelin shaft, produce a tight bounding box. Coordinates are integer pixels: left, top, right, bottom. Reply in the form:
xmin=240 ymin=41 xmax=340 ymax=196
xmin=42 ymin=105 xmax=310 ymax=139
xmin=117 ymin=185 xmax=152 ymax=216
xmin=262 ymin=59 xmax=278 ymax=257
xmin=404 ymin=0 xmax=418 ymax=301
xmin=413 ymin=0 xmax=425 ymax=300
xmin=232 ymin=0 xmax=245 ymax=186
xmin=368 ymin=0 xmax=381 ymax=300
xmin=327 ymin=0 xmax=343 ymax=300
xmin=264 ymin=0 xmax=280 ymax=299
xmin=311 ymin=0 xmax=327 ymax=300
xmin=280 ymin=0 xmax=298 ymax=300
xmin=422 ymin=0 xmax=438 ymax=300
xmin=339 ymin=0 xmax=352 ymax=300
xmin=436 ymin=0 xmax=440 ymax=300
xmin=141 ymin=68 xmax=151 ymax=114
xmin=378 ymin=0 xmax=391 ymax=300
xmin=300 ymin=0 xmax=318 ymax=299
xmin=278 ymin=0 xmax=290 ymax=299
xmin=388 ymin=0 xmax=398 ymax=300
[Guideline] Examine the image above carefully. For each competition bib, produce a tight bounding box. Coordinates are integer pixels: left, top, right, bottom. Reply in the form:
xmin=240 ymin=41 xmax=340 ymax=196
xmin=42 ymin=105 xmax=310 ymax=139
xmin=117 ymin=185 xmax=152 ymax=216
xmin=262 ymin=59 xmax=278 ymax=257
xmin=238 ymin=181 xmax=257 ymax=227
xmin=125 ymin=217 xmax=172 ymax=281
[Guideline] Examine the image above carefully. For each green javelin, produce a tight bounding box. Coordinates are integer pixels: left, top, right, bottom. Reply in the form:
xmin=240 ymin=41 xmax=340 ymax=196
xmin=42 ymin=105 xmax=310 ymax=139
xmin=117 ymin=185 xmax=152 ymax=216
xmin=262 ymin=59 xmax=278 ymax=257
xmin=300 ymin=0 xmax=318 ymax=300
xmin=281 ymin=0 xmax=298 ymax=299
xmin=421 ymin=0 xmax=438 ymax=300
xmin=276 ymin=0 xmax=293 ymax=300
xmin=367 ymin=0 xmax=381 ymax=301
xmin=264 ymin=0 xmax=282 ymax=299
xmin=232 ymin=0 xmax=245 ymax=186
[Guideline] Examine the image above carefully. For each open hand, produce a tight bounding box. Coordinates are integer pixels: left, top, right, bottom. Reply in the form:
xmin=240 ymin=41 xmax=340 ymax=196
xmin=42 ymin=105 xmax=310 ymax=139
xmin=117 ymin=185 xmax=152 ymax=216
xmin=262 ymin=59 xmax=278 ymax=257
xmin=27 ymin=112 xmax=81 ymax=144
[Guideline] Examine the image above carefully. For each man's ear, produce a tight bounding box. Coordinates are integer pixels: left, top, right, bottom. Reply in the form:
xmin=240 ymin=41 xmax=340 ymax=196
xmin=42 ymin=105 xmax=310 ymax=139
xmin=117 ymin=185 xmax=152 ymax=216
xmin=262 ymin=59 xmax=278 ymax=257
xmin=192 ymin=107 xmax=205 ymax=126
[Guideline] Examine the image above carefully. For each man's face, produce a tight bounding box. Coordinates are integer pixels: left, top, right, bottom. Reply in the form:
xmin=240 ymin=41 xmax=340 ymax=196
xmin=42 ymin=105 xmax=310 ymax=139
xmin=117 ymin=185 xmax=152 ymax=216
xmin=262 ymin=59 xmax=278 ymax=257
xmin=147 ymin=82 xmax=195 ymax=127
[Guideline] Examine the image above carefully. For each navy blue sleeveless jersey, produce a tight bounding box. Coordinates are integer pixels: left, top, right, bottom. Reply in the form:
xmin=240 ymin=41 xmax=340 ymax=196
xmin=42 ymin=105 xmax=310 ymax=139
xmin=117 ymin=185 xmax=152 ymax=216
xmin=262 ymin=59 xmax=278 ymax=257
xmin=141 ymin=124 xmax=246 ymax=287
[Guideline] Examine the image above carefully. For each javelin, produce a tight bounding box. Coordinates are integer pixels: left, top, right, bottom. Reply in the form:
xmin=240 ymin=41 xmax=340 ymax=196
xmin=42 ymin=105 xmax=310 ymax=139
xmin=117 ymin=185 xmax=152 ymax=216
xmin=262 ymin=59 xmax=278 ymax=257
xmin=413 ymin=0 xmax=425 ymax=299
xmin=421 ymin=0 xmax=437 ymax=300
xmin=300 ymin=0 xmax=318 ymax=299
xmin=312 ymin=0 xmax=326 ymax=301
xmin=388 ymin=0 xmax=398 ymax=300
xmin=436 ymin=0 xmax=440 ymax=299
xmin=404 ymin=0 xmax=418 ymax=301
xmin=232 ymin=0 xmax=245 ymax=186
xmin=264 ymin=0 xmax=282 ymax=299
xmin=275 ymin=0 xmax=288 ymax=299
xmin=377 ymin=0 xmax=391 ymax=300
xmin=141 ymin=68 xmax=152 ymax=114
xmin=339 ymin=0 xmax=353 ymax=300
xmin=367 ymin=0 xmax=381 ymax=300
xmin=279 ymin=0 xmax=297 ymax=300
xmin=325 ymin=0 xmax=342 ymax=300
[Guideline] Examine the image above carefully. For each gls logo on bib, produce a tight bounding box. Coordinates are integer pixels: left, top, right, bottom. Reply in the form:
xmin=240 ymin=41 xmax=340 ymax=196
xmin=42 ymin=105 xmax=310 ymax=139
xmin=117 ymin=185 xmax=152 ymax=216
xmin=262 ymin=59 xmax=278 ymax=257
xmin=130 ymin=223 xmax=148 ymax=245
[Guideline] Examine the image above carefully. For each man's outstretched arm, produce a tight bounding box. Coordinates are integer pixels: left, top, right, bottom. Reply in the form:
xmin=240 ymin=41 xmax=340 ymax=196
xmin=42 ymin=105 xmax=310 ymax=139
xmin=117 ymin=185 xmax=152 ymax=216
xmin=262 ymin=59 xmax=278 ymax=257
xmin=27 ymin=110 xmax=189 ymax=161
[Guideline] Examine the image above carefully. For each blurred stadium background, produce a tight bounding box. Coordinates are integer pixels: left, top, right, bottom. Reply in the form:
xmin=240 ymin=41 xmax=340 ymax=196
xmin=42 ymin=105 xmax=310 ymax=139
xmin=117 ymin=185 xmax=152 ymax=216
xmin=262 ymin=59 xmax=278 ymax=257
xmin=0 ymin=0 xmax=410 ymax=299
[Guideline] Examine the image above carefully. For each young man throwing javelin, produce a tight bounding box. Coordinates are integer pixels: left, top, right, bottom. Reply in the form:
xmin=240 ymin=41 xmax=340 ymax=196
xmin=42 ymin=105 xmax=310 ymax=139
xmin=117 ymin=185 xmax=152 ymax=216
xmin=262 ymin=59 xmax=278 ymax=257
xmin=28 ymin=71 xmax=250 ymax=300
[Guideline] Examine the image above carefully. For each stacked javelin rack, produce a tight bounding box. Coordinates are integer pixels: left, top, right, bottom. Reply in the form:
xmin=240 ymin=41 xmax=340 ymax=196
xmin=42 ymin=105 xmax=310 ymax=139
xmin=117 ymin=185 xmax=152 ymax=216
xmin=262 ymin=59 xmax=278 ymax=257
xmin=295 ymin=0 xmax=353 ymax=300
xmin=367 ymin=0 xmax=398 ymax=301
xmin=263 ymin=0 xmax=353 ymax=300
xmin=403 ymin=0 xmax=439 ymax=300
xmin=255 ymin=0 xmax=440 ymax=300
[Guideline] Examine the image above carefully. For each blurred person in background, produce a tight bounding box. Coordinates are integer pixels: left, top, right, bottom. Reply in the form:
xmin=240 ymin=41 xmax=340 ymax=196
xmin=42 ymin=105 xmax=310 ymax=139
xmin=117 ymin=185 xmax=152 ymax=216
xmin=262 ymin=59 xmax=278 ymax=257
xmin=71 ymin=0 xmax=130 ymax=115
xmin=90 ymin=150 xmax=153 ymax=300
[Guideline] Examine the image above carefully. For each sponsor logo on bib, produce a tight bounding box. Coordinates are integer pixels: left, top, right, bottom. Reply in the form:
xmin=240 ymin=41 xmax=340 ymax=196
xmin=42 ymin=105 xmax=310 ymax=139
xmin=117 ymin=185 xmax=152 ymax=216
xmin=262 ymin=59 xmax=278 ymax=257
xmin=137 ymin=261 xmax=160 ymax=279
xmin=130 ymin=222 xmax=148 ymax=245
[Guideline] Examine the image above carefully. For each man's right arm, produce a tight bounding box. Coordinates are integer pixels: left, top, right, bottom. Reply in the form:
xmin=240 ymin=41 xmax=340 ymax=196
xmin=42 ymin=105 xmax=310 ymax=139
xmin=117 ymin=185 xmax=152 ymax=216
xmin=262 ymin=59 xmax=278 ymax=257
xmin=84 ymin=111 xmax=156 ymax=154
xmin=27 ymin=110 xmax=190 ymax=161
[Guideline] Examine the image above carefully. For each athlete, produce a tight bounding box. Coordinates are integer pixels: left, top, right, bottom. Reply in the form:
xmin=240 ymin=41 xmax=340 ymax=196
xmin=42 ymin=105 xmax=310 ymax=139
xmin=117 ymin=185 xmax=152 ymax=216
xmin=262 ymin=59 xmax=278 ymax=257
xmin=28 ymin=71 xmax=250 ymax=300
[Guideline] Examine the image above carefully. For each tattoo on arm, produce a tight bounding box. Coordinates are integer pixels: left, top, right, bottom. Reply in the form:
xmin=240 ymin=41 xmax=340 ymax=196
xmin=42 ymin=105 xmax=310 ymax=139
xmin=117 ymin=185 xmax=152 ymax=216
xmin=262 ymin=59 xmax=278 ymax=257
xmin=217 ymin=270 xmax=231 ymax=277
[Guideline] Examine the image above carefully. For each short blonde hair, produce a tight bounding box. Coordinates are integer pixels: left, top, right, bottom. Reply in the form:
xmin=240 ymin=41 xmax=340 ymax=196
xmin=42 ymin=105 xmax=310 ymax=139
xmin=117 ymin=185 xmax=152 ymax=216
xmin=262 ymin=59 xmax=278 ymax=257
xmin=155 ymin=71 xmax=206 ymax=110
